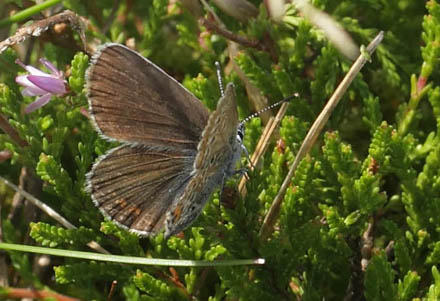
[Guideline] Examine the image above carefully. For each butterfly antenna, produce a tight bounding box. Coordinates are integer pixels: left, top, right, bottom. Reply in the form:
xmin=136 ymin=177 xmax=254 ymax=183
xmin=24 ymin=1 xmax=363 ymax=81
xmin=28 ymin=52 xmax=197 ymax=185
xmin=240 ymin=93 xmax=299 ymax=125
xmin=215 ymin=61 xmax=225 ymax=97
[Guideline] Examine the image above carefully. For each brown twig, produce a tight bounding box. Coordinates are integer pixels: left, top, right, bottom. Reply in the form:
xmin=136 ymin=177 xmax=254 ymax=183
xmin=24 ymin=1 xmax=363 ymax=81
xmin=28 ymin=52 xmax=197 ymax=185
xmin=238 ymin=102 xmax=290 ymax=197
xmin=199 ymin=0 xmax=279 ymax=59
xmin=107 ymin=280 xmax=118 ymax=301
xmin=4 ymin=287 xmax=79 ymax=301
xmin=199 ymin=18 xmax=278 ymax=62
xmin=0 ymin=10 xmax=85 ymax=55
xmin=361 ymin=219 xmax=374 ymax=272
xmin=102 ymin=0 xmax=121 ymax=35
xmin=152 ymin=267 xmax=191 ymax=298
xmin=200 ymin=18 xmax=261 ymax=50
xmin=0 ymin=114 xmax=28 ymax=147
xmin=200 ymin=17 xmax=278 ymax=62
xmin=259 ymin=31 xmax=385 ymax=241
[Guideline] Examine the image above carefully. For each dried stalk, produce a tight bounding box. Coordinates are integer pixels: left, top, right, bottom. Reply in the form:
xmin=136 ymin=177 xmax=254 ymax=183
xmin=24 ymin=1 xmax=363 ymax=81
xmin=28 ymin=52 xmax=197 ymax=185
xmin=259 ymin=31 xmax=385 ymax=241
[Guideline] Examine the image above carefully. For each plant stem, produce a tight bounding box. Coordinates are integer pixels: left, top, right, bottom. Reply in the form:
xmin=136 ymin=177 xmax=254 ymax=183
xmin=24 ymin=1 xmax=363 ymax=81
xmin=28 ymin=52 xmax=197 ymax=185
xmin=0 ymin=243 xmax=266 ymax=267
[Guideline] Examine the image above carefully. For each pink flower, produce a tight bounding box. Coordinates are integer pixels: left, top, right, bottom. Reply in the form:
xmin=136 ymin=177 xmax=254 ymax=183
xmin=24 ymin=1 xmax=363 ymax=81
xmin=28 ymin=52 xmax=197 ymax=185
xmin=15 ymin=58 xmax=67 ymax=114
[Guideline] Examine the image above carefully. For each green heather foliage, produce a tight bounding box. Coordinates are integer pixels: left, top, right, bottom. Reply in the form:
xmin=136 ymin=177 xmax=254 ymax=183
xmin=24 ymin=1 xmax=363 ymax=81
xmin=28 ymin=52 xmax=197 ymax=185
xmin=2 ymin=0 xmax=440 ymax=299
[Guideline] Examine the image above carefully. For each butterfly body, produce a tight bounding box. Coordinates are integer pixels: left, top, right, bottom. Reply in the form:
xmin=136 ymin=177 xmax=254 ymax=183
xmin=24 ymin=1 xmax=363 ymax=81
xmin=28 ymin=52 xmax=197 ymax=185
xmin=86 ymin=43 xmax=243 ymax=237
xmin=165 ymin=83 xmax=241 ymax=237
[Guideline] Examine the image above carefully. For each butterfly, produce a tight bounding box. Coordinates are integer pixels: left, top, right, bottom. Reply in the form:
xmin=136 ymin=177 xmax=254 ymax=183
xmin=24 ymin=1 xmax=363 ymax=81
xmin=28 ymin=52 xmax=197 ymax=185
xmin=86 ymin=43 xmax=244 ymax=238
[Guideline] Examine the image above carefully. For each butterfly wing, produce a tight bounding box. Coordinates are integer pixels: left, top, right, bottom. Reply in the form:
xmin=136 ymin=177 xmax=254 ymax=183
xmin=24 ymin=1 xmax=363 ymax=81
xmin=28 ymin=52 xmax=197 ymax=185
xmin=87 ymin=144 xmax=195 ymax=235
xmin=86 ymin=43 xmax=209 ymax=150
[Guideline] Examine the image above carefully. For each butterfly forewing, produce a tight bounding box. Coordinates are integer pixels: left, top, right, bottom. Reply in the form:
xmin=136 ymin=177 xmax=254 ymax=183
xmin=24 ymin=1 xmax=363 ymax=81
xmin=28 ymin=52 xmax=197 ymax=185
xmin=87 ymin=43 xmax=209 ymax=150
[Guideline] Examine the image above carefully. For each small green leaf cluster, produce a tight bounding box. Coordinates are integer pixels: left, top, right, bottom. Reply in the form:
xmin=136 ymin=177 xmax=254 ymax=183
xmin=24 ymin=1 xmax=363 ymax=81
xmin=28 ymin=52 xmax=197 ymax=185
xmin=29 ymin=222 xmax=95 ymax=248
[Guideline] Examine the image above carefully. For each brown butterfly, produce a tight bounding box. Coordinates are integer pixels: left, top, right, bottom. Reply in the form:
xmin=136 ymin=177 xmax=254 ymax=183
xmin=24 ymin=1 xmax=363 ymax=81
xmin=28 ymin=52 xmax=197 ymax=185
xmin=86 ymin=44 xmax=243 ymax=238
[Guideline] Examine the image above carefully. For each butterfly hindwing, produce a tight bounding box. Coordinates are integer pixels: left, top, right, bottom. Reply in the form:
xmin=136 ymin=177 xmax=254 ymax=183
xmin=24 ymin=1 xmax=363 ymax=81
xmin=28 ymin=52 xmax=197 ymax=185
xmin=87 ymin=144 xmax=194 ymax=235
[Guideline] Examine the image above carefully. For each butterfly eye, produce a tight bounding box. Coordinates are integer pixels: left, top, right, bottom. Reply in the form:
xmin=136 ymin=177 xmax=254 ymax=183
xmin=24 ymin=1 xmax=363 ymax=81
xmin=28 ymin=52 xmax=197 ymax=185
xmin=237 ymin=124 xmax=245 ymax=143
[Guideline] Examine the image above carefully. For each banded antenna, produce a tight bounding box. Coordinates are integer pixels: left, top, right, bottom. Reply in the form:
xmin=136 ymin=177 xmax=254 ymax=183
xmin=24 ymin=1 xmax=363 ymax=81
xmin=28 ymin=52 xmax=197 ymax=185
xmin=240 ymin=93 xmax=299 ymax=125
xmin=214 ymin=61 xmax=299 ymax=122
xmin=215 ymin=61 xmax=225 ymax=97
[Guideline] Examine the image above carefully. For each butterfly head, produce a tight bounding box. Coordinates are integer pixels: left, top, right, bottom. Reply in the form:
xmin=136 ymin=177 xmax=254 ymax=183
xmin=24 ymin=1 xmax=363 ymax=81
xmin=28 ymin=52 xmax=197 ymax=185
xmin=237 ymin=122 xmax=245 ymax=145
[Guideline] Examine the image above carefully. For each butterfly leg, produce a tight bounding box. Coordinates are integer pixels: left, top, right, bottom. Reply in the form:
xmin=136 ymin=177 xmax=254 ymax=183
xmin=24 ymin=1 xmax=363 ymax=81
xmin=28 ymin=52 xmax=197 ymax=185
xmin=217 ymin=173 xmax=227 ymax=210
xmin=241 ymin=144 xmax=255 ymax=170
xmin=220 ymin=169 xmax=234 ymax=196
xmin=233 ymin=167 xmax=249 ymax=180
